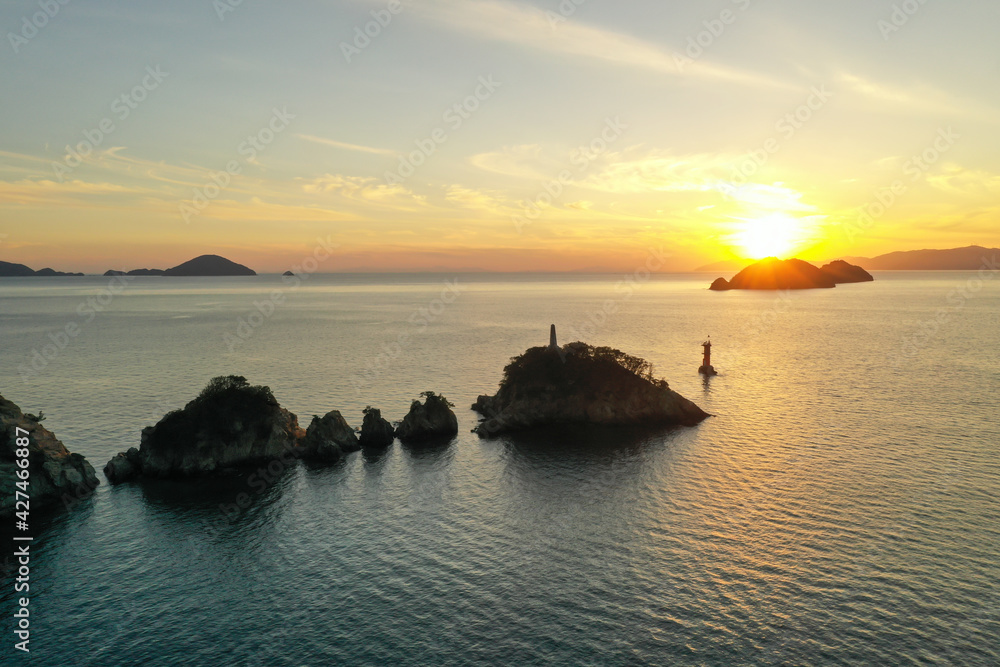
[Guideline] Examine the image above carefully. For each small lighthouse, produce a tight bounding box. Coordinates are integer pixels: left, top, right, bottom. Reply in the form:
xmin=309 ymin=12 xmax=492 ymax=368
xmin=698 ymin=337 xmax=718 ymax=376
xmin=548 ymin=324 xmax=558 ymax=351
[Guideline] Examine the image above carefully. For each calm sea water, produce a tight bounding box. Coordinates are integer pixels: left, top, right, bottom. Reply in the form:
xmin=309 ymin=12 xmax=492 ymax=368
xmin=1 ymin=272 xmax=998 ymax=666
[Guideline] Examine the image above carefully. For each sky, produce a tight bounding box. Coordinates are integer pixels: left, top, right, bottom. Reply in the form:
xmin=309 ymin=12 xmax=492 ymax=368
xmin=1 ymin=0 xmax=998 ymax=273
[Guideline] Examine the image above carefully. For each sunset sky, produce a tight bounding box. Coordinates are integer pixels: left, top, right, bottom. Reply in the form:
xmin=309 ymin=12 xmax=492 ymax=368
xmin=1 ymin=0 xmax=998 ymax=272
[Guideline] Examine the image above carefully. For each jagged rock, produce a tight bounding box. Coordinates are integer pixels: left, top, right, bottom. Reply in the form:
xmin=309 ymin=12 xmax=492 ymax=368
xmin=395 ymin=392 xmax=459 ymax=443
xmin=104 ymin=447 xmax=141 ymax=484
xmin=359 ymin=407 xmax=394 ymax=449
xmin=473 ymin=342 xmax=708 ymax=436
xmin=300 ymin=410 xmax=360 ymax=462
xmin=1 ymin=395 xmax=99 ymax=516
xmin=104 ymin=376 xmax=304 ymax=482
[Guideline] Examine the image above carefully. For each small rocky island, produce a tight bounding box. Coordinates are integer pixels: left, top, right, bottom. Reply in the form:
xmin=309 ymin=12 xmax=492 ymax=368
xmin=105 ymin=376 xmax=306 ymax=482
xmin=472 ymin=327 xmax=709 ymax=435
xmin=396 ymin=392 xmax=459 ymax=443
xmin=709 ymin=257 xmax=873 ymax=291
xmin=1 ymin=394 xmax=100 ymax=517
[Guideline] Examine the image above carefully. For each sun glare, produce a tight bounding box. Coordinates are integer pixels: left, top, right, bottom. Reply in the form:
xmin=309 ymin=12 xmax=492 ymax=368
xmin=732 ymin=213 xmax=806 ymax=260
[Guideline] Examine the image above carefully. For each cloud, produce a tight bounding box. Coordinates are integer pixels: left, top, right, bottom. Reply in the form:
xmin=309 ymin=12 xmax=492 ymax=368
xmin=575 ymin=150 xmax=735 ymax=193
xmin=838 ymin=72 xmax=998 ymax=122
xmin=469 ymin=144 xmax=554 ymax=179
xmin=925 ymin=164 xmax=1000 ymax=196
xmin=300 ymin=174 xmax=427 ymax=209
xmin=410 ymin=0 xmax=790 ymax=89
xmin=296 ymin=134 xmax=397 ymax=156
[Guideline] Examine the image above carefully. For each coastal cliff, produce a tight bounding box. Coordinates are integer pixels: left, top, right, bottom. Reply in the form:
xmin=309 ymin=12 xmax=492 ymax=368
xmin=0 ymin=395 xmax=99 ymax=516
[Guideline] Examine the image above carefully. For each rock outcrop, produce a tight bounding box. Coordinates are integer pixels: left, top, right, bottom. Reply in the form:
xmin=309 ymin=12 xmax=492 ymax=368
xmin=359 ymin=407 xmax=394 ymax=449
xmin=820 ymin=260 xmax=875 ymax=284
xmin=104 ymin=376 xmax=304 ymax=482
xmin=1 ymin=395 xmax=99 ymax=516
xmin=395 ymin=392 xmax=459 ymax=443
xmin=300 ymin=410 xmax=360 ymax=462
xmin=472 ymin=342 xmax=709 ymax=435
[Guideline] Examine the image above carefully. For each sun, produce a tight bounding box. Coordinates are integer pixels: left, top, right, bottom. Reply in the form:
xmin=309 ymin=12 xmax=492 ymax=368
xmin=732 ymin=213 xmax=806 ymax=260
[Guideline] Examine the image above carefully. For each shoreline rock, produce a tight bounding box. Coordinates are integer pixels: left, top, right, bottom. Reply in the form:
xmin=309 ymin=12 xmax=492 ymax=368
xmin=395 ymin=392 xmax=459 ymax=443
xmin=359 ymin=407 xmax=394 ymax=450
xmin=300 ymin=410 xmax=360 ymax=463
xmin=1 ymin=395 xmax=99 ymax=516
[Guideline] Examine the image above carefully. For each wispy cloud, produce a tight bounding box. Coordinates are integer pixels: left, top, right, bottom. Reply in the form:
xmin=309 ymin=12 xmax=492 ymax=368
xmin=296 ymin=134 xmax=396 ymax=156
xmin=838 ymin=72 xmax=998 ymax=122
xmin=409 ymin=0 xmax=791 ymax=89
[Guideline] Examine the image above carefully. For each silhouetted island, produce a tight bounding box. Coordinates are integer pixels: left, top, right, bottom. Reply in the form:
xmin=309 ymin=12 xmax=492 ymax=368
xmin=820 ymin=260 xmax=875 ymax=284
xmin=1 ymin=394 xmax=99 ymax=517
xmin=0 ymin=260 xmax=83 ymax=277
xmin=472 ymin=327 xmax=709 ymax=435
xmin=104 ymin=268 xmax=166 ymax=276
xmin=709 ymin=257 xmax=872 ymax=290
xmin=101 ymin=254 xmax=255 ymax=277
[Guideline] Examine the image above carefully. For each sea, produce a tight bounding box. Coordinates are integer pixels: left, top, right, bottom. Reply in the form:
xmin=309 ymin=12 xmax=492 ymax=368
xmin=0 ymin=271 xmax=998 ymax=666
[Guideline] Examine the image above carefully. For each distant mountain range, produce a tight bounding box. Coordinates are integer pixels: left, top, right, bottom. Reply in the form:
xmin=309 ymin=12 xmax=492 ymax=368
xmin=0 ymin=254 xmax=255 ymax=277
xmin=696 ymin=246 xmax=999 ymax=273
xmin=839 ymin=245 xmax=999 ymax=270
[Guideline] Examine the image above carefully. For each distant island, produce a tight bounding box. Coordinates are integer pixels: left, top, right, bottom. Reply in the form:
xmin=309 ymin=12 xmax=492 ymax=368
xmin=0 ymin=261 xmax=83 ymax=277
xmin=697 ymin=245 xmax=999 ymax=273
xmin=1 ymin=254 xmax=255 ymax=277
xmin=104 ymin=254 xmax=256 ymax=277
xmin=710 ymin=258 xmax=873 ymax=291
xmin=842 ymin=245 xmax=999 ymax=270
